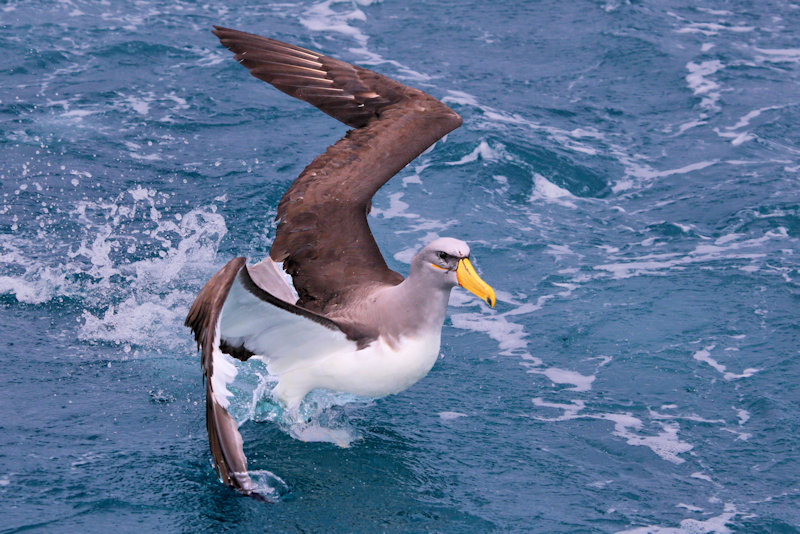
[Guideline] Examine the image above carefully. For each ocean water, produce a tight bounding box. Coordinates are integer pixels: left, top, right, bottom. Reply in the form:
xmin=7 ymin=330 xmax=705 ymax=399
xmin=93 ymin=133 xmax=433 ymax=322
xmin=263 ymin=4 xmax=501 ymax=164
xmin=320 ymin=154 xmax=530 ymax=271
xmin=2 ymin=0 xmax=799 ymax=531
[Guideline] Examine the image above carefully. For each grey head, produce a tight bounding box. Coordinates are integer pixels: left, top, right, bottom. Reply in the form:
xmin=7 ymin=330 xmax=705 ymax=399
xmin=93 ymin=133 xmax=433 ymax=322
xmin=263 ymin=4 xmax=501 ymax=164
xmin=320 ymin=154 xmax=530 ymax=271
xmin=409 ymin=237 xmax=495 ymax=307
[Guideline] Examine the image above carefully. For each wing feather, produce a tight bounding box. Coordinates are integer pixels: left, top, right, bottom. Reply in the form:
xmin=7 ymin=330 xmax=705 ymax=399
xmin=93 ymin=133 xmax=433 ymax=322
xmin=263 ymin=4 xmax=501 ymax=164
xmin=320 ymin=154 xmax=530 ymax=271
xmin=212 ymin=27 xmax=462 ymax=313
xmin=185 ymin=258 xmax=258 ymax=496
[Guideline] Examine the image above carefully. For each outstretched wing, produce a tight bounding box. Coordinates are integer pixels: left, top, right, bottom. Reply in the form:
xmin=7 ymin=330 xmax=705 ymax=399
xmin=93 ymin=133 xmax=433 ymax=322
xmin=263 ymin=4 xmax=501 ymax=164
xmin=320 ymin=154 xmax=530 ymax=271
xmin=212 ymin=27 xmax=462 ymax=313
xmin=185 ymin=258 xmax=365 ymax=497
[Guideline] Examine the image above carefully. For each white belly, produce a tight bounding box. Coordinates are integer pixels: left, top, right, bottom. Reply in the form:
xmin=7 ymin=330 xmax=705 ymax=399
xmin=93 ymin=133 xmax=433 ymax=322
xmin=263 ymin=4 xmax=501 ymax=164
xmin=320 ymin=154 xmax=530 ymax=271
xmin=269 ymin=330 xmax=442 ymax=409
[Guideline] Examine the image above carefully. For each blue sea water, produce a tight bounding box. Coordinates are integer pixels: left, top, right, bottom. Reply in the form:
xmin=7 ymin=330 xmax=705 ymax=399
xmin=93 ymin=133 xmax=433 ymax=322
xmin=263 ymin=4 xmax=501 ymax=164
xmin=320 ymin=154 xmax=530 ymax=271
xmin=2 ymin=0 xmax=799 ymax=531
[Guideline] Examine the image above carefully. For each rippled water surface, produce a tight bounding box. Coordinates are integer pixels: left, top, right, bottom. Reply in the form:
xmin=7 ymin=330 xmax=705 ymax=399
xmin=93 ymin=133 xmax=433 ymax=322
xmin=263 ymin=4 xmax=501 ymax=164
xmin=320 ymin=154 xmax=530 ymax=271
xmin=2 ymin=0 xmax=799 ymax=532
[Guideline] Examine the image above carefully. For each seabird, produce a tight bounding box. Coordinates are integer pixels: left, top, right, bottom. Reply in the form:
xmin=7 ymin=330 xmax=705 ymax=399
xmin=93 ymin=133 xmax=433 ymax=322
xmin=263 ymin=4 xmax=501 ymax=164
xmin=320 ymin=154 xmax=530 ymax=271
xmin=186 ymin=26 xmax=496 ymax=498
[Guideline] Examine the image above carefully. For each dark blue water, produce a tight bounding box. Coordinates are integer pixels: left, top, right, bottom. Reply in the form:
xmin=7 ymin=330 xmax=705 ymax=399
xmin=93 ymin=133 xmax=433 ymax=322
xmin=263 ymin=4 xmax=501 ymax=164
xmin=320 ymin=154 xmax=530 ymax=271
xmin=2 ymin=0 xmax=799 ymax=531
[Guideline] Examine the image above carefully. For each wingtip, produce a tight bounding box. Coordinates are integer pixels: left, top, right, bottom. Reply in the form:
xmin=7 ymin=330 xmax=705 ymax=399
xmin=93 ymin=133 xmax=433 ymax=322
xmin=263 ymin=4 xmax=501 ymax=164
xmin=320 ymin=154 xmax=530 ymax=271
xmin=211 ymin=25 xmax=238 ymax=40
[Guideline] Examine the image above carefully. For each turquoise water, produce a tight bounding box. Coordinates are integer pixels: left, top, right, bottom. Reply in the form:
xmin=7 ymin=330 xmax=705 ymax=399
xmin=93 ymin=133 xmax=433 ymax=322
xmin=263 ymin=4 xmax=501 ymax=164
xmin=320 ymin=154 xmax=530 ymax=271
xmin=2 ymin=0 xmax=799 ymax=531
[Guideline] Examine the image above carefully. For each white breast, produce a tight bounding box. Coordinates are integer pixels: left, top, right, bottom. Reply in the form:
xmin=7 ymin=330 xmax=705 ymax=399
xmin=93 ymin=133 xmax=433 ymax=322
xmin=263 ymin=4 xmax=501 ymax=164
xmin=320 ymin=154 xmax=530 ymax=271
xmin=269 ymin=329 xmax=442 ymax=409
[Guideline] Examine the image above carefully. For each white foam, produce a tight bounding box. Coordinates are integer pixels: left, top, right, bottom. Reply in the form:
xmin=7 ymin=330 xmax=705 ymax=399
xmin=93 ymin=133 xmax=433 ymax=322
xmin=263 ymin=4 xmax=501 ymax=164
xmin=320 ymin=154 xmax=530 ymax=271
xmin=605 ymin=416 xmax=692 ymax=464
xmin=677 ymin=503 xmax=704 ymax=513
xmin=283 ymin=390 xmax=372 ymax=446
xmin=391 ymin=231 xmax=444 ymax=265
xmin=648 ymin=408 xmax=724 ymax=425
xmin=692 ymin=345 xmax=760 ymax=381
xmin=752 ymin=47 xmax=800 ymax=62
xmin=736 ymin=409 xmax=750 ymax=425
xmin=442 ymin=90 xmax=479 ymax=107
xmin=298 ymin=0 xmax=429 ymax=83
xmin=594 ymin=255 xmax=683 ymax=279
xmin=0 ymin=266 xmax=68 ymax=304
xmin=289 ymin=421 xmax=357 ymax=447
xmin=531 ymin=173 xmax=577 ymax=208
xmin=370 ymin=192 xmax=419 ymax=219
xmin=532 ymin=398 xmax=586 ymax=420
xmin=439 ymin=411 xmax=468 ymax=421
xmin=722 ymin=428 xmax=752 ymax=441
xmin=712 ymin=105 xmax=784 ymax=146
xmin=129 ymin=151 xmax=162 ymax=161
xmin=393 ymin=246 xmax=418 ymax=264
xmin=61 ymin=108 xmax=97 ymax=120
xmin=245 ymin=469 xmax=289 ymax=501
xmin=443 ymin=90 xmax=603 ymax=158
xmin=594 ymin=231 xmax=775 ymax=279
xmin=446 ymin=140 xmax=504 ymax=166
xmin=126 ymin=95 xmax=150 ymax=116
xmin=612 ymin=158 xmax=717 ymax=193
xmin=529 ymin=367 xmax=596 ymax=392
xmin=727 ymin=106 xmax=780 ymax=130
xmin=352 ymin=47 xmax=431 ymax=82
xmin=449 ymin=309 xmax=529 ymax=357
xmin=451 ymin=280 xmax=595 ymax=391
xmin=656 ymin=160 xmax=719 ymax=179
xmin=615 ymin=503 xmax=748 ymax=534
xmin=691 ymin=472 xmax=714 ymax=482
xmin=165 ymin=92 xmax=188 ymax=109
xmin=715 ymin=129 xmax=754 ymax=146
xmin=545 ymin=244 xmax=579 ymax=261
xmin=78 ymin=292 xmax=194 ymax=349
xmin=686 ymin=60 xmax=724 ymax=111
xmin=676 ymin=22 xmax=754 ymax=36
xmin=696 ymin=8 xmax=733 ymax=16
xmin=532 ymin=400 xmax=692 ymax=464
xmin=675 ymin=119 xmax=707 ymax=134
xmin=400 ymin=161 xmax=431 ymax=187
xmin=192 ymin=47 xmax=227 ymax=67
xmin=300 ymin=0 xmax=368 ymax=46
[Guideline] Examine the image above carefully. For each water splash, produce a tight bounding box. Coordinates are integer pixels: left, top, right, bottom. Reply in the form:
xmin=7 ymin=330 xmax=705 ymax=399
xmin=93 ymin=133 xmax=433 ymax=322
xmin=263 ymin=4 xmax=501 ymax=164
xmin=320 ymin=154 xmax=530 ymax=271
xmin=225 ymin=359 xmax=372 ymax=447
xmin=1 ymin=183 xmax=227 ymax=352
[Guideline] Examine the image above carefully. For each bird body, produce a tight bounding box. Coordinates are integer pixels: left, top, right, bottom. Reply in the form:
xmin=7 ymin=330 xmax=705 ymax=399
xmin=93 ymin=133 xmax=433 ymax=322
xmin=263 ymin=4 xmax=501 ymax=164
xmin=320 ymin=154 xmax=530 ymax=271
xmin=272 ymin=326 xmax=443 ymax=405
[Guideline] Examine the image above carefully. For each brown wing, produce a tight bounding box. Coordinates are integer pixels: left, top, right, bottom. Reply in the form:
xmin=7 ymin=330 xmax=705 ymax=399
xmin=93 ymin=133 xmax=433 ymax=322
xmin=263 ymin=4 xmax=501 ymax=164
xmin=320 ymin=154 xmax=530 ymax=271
xmin=212 ymin=27 xmax=462 ymax=313
xmin=185 ymin=258 xmax=257 ymax=496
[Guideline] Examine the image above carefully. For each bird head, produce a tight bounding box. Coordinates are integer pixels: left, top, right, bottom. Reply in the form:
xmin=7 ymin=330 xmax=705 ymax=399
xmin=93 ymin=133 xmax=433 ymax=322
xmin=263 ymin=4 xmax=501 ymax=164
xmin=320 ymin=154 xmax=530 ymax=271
xmin=414 ymin=237 xmax=496 ymax=308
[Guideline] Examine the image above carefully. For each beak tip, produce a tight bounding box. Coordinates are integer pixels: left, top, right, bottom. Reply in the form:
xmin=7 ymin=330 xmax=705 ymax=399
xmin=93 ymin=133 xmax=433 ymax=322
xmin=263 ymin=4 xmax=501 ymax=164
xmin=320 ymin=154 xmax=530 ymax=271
xmin=456 ymin=258 xmax=496 ymax=309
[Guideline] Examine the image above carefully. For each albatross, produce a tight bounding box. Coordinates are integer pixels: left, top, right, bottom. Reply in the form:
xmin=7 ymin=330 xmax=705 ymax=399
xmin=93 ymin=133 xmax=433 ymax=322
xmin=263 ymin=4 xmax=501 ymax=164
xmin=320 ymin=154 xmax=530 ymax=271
xmin=186 ymin=26 xmax=496 ymax=498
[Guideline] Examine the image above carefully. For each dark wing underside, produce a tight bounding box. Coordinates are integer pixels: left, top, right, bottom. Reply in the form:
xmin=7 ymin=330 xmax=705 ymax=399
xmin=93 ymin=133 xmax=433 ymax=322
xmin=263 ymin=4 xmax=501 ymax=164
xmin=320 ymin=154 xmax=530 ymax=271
xmin=212 ymin=27 xmax=462 ymax=313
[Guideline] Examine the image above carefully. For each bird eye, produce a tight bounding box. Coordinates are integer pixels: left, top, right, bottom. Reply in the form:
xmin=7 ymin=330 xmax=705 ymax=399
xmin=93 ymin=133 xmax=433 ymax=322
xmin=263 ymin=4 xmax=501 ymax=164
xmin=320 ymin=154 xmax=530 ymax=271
xmin=437 ymin=251 xmax=448 ymax=261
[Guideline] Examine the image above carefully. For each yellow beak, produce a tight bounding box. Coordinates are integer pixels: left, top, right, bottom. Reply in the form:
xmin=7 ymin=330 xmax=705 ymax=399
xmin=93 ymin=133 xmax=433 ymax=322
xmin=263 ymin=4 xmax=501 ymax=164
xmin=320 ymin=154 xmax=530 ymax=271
xmin=456 ymin=258 xmax=496 ymax=308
